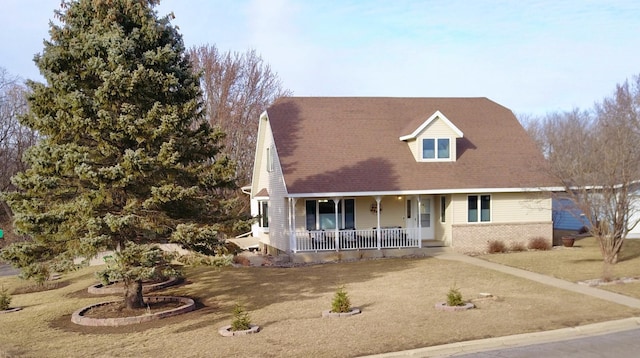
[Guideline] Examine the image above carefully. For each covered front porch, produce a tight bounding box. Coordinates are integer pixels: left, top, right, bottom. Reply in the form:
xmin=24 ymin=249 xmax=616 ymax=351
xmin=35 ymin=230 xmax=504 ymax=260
xmin=286 ymin=194 xmax=448 ymax=253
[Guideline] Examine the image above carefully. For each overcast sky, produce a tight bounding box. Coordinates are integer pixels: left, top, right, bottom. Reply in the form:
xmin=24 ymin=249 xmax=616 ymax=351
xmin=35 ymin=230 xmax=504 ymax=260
xmin=2 ymin=0 xmax=639 ymax=116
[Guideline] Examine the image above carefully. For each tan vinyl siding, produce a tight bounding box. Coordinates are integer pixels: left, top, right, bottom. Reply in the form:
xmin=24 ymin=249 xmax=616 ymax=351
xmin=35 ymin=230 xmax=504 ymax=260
xmin=419 ymin=117 xmax=460 ymax=137
xmin=411 ymin=118 xmax=459 ymax=161
xmin=450 ymin=192 xmax=551 ymax=225
xmin=491 ymin=192 xmax=552 ymax=223
xmin=407 ymin=139 xmax=418 ymax=158
xmin=435 ymin=195 xmax=452 ymax=245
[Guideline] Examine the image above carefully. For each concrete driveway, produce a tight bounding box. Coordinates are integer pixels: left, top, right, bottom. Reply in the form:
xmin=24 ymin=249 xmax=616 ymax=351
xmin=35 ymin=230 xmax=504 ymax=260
xmin=0 ymin=264 xmax=19 ymax=277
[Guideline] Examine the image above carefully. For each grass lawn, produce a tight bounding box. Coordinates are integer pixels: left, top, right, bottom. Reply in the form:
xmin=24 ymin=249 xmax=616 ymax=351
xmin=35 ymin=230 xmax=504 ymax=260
xmin=480 ymin=237 xmax=640 ymax=299
xmin=1 ymin=255 xmax=639 ymax=357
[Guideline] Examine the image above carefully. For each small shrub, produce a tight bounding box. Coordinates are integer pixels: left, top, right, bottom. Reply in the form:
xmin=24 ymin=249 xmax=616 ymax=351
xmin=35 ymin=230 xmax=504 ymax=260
xmin=231 ymin=303 xmax=252 ymax=331
xmin=0 ymin=286 xmax=11 ymax=311
xmin=487 ymin=240 xmax=507 ymax=253
xmin=528 ymin=237 xmax=551 ymax=251
xmin=446 ymin=285 xmax=465 ymax=307
xmin=177 ymin=253 xmax=233 ymax=267
xmin=331 ymin=285 xmax=351 ymax=313
xmin=232 ymin=255 xmax=251 ymax=266
xmin=510 ymin=242 xmax=526 ymax=252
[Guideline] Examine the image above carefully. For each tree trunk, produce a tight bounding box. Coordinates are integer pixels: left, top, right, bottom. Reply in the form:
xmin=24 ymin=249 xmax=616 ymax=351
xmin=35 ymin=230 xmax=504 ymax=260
xmin=596 ymin=234 xmax=622 ymax=266
xmin=123 ymin=279 xmax=144 ymax=309
xmin=603 ymin=252 xmax=619 ymax=265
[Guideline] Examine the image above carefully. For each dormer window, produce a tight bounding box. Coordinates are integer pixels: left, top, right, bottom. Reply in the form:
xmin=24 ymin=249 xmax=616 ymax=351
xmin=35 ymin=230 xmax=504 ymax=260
xmin=400 ymin=110 xmax=463 ymax=163
xmin=422 ymin=138 xmax=450 ymax=160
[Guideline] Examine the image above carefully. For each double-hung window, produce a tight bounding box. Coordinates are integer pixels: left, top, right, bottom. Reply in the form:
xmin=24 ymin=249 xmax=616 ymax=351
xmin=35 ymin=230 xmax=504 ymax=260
xmin=468 ymin=195 xmax=491 ymax=222
xmin=258 ymin=201 xmax=269 ymax=229
xmin=422 ymin=138 xmax=450 ymax=160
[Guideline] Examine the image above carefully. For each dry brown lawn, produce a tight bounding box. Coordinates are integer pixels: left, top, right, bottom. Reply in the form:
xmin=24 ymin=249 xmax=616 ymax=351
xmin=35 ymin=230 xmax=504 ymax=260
xmin=1 ymin=254 xmax=639 ymax=358
xmin=480 ymin=237 xmax=640 ymax=298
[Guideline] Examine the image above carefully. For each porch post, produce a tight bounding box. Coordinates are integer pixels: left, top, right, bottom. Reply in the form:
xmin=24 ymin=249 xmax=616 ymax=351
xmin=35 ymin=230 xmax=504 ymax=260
xmin=376 ymin=196 xmax=382 ymax=250
xmin=417 ymin=195 xmax=423 ymax=247
xmin=290 ymin=198 xmax=298 ymax=253
xmin=333 ymin=198 xmax=340 ymax=251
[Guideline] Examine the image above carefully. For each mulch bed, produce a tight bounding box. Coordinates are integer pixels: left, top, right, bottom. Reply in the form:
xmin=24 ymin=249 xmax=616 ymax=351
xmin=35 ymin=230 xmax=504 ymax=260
xmin=81 ymin=299 xmax=185 ymax=319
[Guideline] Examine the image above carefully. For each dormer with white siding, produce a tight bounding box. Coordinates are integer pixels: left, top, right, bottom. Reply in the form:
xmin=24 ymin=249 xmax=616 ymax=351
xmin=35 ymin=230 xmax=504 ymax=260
xmin=399 ymin=110 xmax=463 ymax=162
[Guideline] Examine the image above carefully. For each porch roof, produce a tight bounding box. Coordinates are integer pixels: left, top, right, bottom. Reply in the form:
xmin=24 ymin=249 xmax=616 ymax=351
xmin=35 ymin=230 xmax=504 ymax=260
xmin=266 ymin=97 xmax=559 ymax=195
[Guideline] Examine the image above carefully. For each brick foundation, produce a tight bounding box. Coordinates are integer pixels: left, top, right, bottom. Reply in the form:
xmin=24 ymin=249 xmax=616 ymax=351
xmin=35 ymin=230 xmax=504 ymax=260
xmin=451 ymin=222 xmax=552 ymax=254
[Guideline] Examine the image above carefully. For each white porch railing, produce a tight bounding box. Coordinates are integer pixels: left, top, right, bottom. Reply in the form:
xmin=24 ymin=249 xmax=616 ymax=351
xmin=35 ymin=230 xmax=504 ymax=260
xmin=294 ymin=227 xmax=421 ymax=252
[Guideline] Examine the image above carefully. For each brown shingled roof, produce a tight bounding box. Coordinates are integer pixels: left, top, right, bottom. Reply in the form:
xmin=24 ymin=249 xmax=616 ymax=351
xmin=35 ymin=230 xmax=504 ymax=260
xmin=266 ymin=97 xmax=557 ymax=195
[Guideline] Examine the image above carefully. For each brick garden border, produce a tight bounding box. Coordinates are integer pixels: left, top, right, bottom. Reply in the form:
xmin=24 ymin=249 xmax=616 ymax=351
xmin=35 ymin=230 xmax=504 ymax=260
xmin=321 ymin=307 xmax=361 ymax=317
xmin=218 ymin=324 xmax=261 ymax=336
xmin=71 ymin=296 xmax=195 ymax=326
xmin=0 ymin=307 xmax=23 ymax=314
xmin=434 ymin=302 xmax=475 ymax=311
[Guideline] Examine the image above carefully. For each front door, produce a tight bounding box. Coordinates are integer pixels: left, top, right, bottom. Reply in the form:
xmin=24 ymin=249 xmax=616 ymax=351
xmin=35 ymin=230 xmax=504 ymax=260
xmin=406 ymin=196 xmax=434 ymax=240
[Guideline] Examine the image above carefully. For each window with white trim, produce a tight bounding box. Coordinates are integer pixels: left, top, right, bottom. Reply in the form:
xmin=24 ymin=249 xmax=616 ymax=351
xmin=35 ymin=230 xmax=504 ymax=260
xmin=258 ymin=201 xmax=269 ymax=228
xmin=468 ymin=195 xmax=491 ymax=222
xmin=305 ymin=199 xmax=355 ymax=230
xmin=422 ymin=138 xmax=450 ymax=160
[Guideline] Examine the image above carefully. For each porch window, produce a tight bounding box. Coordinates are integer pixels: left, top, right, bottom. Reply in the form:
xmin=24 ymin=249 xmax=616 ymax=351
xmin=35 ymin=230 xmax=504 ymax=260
xmin=422 ymin=138 xmax=450 ymax=160
xmin=258 ymin=201 xmax=269 ymax=228
xmin=468 ymin=195 xmax=491 ymax=222
xmin=305 ymin=199 xmax=355 ymax=230
xmin=440 ymin=196 xmax=446 ymax=223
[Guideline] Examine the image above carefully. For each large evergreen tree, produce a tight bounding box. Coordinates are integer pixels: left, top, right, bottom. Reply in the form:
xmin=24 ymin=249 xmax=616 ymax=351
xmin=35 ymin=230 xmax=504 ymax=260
xmin=1 ymin=0 xmax=239 ymax=308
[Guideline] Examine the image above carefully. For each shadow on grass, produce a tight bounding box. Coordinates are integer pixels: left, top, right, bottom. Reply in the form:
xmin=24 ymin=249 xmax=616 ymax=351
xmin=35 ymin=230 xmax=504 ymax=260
xmin=568 ymin=258 xmax=603 ymax=264
xmin=176 ymin=256 xmax=429 ymax=313
xmin=49 ymin=256 xmax=429 ymax=335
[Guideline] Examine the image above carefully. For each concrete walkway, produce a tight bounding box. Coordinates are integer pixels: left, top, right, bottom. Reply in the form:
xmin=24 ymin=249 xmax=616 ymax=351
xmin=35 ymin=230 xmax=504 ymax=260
xmin=434 ymin=250 xmax=640 ymax=309
xmin=364 ymin=249 xmax=640 ymax=357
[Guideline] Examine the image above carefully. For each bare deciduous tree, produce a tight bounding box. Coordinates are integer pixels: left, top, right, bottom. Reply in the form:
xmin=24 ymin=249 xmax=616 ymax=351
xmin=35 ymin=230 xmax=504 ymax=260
xmin=0 ymin=68 xmax=38 ymax=220
xmin=521 ymin=75 xmax=640 ymax=266
xmin=189 ymin=45 xmax=291 ymax=188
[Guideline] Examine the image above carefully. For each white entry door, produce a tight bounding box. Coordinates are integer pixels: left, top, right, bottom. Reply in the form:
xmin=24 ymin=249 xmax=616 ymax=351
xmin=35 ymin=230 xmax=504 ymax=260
xmin=406 ymin=196 xmax=434 ymax=240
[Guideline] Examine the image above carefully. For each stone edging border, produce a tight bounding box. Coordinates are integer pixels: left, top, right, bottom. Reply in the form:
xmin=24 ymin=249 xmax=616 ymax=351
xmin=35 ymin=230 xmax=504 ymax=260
xmin=321 ymin=307 xmax=361 ymax=317
xmin=218 ymin=324 xmax=261 ymax=336
xmin=87 ymin=277 xmax=181 ymax=295
xmin=71 ymin=296 xmax=195 ymax=326
xmin=0 ymin=307 xmax=23 ymax=314
xmin=435 ymin=302 xmax=475 ymax=311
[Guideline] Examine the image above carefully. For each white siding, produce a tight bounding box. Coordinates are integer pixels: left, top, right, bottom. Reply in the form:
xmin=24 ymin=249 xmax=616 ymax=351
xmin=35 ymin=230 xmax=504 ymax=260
xmin=254 ymin=121 xmax=274 ymax=195
xmin=250 ymin=116 xmax=290 ymax=253
xmin=264 ymin=141 xmax=290 ymax=252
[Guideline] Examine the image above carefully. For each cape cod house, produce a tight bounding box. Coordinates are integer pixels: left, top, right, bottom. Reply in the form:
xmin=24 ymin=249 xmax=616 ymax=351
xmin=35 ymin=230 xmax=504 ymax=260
xmin=247 ymin=97 xmax=558 ymax=260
